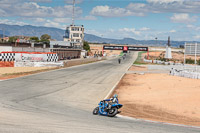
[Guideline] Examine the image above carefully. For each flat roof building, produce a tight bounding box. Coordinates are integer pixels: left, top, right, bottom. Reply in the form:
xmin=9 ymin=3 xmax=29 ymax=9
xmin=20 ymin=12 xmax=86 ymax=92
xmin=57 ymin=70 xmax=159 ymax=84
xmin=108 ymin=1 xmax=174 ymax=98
xmin=63 ymin=25 xmax=84 ymax=49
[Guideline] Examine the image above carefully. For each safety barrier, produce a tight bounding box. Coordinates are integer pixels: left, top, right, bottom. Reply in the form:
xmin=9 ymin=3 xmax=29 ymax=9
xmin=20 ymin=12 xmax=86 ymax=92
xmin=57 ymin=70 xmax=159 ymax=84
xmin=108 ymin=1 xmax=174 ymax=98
xmin=170 ymin=68 xmax=200 ymax=79
xmin=0 ymin=61 xmax=14 ymax=67
xmin=143 ymin=59 xmax=182 ymax=66
xmin=0 ymin=52 xmax=58 ymax=62
xmin=14 ymin=61 xmax=64 ymax=67
xmin=0 ymin=52 xmax=59 ymax=67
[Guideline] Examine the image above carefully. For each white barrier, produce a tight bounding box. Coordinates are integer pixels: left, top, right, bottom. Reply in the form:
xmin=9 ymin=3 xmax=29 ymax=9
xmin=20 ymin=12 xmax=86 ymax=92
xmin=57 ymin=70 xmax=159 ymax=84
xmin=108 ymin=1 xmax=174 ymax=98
xmin=0 ymin=52 xmax=58 ymax=62
xmin=143 ymin=59 xmax=183 ymax=66
xmin=170 ymin=68 xmax=200 ymax=79
xmin=14 ymin=61 xmax=64 ymax=67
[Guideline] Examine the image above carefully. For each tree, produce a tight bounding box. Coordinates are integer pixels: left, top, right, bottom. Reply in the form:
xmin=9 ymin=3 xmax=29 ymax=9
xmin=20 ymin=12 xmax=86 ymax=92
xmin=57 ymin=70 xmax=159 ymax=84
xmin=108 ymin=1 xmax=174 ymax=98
xmin=30 ymin=36 xmax=39 ymax=42
xmin=83 ymin=41 xmax=90 ymax=51
xmin=40 ymin=34 xmax=51 ymax=44
xmin=8 ymin=36 xmax=17 ymax=43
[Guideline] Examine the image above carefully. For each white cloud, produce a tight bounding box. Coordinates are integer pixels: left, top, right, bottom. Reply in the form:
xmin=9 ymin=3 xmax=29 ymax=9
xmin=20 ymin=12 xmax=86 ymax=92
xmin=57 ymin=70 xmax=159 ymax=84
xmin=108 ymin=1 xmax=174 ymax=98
xmin=169 ymin=29 xmax=176 ymax=33
xmin=147 ymin=0 xmax=183 ymax=4
xmin=43 ymin=19 xmax=66 ymax=29
xmin=91 ymin=1 xmax=200 ymax=17
xmin=80 ymin=16 xmax=97 ymax=20
xmin=0 ymin=19 xmax=28 ymax=26
xmin=34 ymin=18 xmax=46 ymax=23
xmin=0 ymin=0 xmax=52 ymax=4
xmin=140 ymin=27 xmax=150 ymax=31
xmin=90 ymin=5 xmax=145 ymax=17
xmin=29 ymin=0 xmax=52 ymax=3
xmin=119 ymin=28 xmax=141 ymax=35
xmin=0 ymin=2 xmax=82 ymax=18
xmin=53 ymin=18 xmax=72 ymax=23
xmin=64 ymin=0 xmax=83 ymax=4
xmin=170 ymin=13 xmax=198 ymax=23
xmin=186 ymin=24 xmax=200 ymax=31
xmin=193 ymin=35 xmax=200 ymax=39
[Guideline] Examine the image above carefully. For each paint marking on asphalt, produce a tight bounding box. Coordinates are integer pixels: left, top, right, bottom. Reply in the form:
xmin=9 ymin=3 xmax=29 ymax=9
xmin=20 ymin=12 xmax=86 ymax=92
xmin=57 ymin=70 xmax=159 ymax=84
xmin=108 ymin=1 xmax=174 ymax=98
xmin=117 ymin=114 xmax=200 ymax=130
xmin=104 ymin=53 xmax=137 ymax=99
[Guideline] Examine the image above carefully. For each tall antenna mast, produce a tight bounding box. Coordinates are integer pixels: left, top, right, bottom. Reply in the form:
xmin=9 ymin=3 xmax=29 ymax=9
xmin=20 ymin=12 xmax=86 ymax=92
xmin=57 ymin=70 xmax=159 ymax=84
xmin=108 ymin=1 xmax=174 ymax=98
xmin=72 ymin=0 xmax=75 ymax=25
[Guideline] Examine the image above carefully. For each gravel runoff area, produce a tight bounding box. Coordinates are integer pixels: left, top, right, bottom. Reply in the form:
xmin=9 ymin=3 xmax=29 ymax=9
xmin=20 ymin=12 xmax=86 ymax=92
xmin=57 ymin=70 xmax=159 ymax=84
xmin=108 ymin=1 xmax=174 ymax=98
xmin=113 ymin=65 xmax=200 ymax=127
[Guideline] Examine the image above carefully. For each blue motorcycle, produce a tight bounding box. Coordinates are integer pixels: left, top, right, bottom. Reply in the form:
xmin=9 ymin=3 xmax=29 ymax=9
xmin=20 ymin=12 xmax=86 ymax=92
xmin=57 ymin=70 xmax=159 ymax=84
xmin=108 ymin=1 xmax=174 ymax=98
xmin=93 ymin=100 xmax=123 ymax=117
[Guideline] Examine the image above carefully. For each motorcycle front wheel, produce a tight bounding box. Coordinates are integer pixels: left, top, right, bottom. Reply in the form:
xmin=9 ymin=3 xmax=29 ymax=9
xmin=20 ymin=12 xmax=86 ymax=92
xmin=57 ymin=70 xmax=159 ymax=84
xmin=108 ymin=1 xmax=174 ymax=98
xmin=107 ymin=107 xmax=118 ymax=117
xmin=93 ymin=107 xmax=99 ymax=115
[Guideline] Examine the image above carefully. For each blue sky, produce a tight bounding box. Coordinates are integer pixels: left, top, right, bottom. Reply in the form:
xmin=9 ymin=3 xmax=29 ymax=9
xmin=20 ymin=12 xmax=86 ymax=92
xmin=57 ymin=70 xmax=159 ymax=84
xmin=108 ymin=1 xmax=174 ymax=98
xmin=0 ymin=0 xmax=200 ymax=41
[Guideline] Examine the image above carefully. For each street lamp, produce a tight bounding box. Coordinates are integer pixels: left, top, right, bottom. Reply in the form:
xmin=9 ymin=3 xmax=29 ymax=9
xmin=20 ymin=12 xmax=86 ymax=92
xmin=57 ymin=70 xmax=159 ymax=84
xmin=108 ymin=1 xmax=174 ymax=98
xmin=155 ymin=37 xmax=158 ymax=58
xmin=155 ymin=37 xmax=158 ymax=46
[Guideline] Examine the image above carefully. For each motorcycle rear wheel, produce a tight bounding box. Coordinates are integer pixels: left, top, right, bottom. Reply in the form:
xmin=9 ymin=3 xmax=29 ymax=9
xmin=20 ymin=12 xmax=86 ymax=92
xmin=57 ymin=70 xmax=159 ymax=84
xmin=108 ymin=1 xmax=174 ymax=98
xmin=107 ymin=107 xmax=118 ymax=117
xmin=93 ymin=107 xmax=99 ymax=115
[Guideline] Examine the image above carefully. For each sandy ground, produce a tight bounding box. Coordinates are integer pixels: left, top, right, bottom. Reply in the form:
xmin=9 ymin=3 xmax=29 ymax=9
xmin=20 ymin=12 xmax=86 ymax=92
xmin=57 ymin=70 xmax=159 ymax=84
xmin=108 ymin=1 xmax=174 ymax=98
xmin=128 ymin=65 xmax=147 ymax=71
xmin=0 ymin=67 xmax=51 ymax=75
xmin=0 ymin=67 xmax=56 ymax=80
xmin=114 ymin=65 xmax=200 ymax=126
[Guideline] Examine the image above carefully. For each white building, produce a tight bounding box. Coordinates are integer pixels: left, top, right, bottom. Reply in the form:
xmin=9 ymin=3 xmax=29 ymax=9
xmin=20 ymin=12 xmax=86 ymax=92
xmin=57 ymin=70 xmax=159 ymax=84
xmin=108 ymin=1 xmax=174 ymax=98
xmin=64 ymin=25 xmax=84 ymax=48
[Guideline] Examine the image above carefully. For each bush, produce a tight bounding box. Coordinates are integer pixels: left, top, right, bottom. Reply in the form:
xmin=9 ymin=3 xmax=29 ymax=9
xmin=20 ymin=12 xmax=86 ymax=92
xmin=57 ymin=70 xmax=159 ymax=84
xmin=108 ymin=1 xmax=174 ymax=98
xmin=186 ymin=58 xmax=194 ymax=64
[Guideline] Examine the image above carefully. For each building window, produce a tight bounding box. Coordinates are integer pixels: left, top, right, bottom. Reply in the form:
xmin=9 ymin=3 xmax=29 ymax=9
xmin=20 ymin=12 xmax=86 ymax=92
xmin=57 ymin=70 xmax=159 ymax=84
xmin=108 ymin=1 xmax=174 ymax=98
xmin=73 ymin=33 xmax=79 ymax=37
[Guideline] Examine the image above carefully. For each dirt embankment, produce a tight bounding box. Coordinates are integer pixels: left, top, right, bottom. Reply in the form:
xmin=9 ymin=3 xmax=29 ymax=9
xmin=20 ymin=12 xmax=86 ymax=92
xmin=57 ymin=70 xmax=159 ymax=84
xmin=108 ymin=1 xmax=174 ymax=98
xmin=114 ymin=65 xmax=200 ymax=126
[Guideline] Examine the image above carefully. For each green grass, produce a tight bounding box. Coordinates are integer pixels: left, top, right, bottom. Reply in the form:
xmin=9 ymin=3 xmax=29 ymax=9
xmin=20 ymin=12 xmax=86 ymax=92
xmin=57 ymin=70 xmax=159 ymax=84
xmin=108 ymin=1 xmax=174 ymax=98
xmin=119 ymin=52 xmax=124 ymax=56
xmin=133 ymin=51 xmax=148 ymax=65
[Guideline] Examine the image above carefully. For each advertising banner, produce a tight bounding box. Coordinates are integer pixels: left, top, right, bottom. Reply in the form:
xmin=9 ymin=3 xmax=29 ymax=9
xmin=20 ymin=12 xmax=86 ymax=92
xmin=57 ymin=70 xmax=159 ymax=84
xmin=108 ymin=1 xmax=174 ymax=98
xmin=103 ymin=45 xmax=148 ymax=51
xmin=128 ymin=46 xmax=148 ymax=51
xmin=103 ymin=46 xmax=123 ymax=50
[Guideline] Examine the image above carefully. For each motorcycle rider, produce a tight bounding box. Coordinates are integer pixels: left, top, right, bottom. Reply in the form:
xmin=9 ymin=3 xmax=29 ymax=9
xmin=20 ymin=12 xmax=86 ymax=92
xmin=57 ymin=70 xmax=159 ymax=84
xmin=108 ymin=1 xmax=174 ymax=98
xmin=118 ymin=58 xmax=121 ymax=64
xmin=104 ymin=94 xmax=118 ymax=110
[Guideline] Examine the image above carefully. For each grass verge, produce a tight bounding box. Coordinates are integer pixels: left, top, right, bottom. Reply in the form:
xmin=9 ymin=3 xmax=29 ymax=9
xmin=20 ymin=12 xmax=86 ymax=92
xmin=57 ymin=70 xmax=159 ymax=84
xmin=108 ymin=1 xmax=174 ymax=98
xmin=133 ymin=51 xmax=148 ymax=65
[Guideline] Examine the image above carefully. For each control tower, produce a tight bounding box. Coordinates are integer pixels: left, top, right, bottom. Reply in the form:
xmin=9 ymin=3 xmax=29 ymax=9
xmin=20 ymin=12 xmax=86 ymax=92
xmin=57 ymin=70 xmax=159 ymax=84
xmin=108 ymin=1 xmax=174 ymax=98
xmin=63 ymin=0 xmax=84 ymax=48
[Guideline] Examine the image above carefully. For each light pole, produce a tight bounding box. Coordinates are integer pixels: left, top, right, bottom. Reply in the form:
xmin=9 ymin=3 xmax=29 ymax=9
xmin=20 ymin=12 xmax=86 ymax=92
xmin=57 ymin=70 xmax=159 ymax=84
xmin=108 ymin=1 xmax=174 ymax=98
xmin=0 ymin=28 xmax=4 ymax=42
xmin=155 ymin=37 xmax=158 ymax=46
xmin=155 ymin=37 xmax=158 ymax=58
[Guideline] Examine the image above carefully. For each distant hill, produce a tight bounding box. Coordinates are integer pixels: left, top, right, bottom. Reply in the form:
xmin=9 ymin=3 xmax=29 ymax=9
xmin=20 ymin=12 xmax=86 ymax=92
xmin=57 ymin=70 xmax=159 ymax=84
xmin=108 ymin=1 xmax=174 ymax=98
xmin=0 ymin=24 xmax=197 ymax=47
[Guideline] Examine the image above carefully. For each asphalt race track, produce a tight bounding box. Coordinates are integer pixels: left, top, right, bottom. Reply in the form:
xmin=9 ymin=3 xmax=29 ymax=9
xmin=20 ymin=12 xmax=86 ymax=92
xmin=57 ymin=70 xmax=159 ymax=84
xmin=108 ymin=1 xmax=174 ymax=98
xmin=0 ymin=52 xmax=199 ymax=133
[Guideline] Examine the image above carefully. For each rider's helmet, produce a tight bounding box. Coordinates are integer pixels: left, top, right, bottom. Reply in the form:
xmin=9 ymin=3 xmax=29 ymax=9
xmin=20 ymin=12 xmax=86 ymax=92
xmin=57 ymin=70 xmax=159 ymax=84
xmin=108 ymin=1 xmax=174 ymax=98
xmin=113 ymin=94 xmax=118 ymax=98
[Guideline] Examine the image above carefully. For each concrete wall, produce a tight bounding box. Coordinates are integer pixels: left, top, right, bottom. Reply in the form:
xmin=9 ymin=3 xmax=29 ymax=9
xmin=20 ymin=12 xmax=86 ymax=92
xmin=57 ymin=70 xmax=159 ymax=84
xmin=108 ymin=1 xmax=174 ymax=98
xmin=0 ymin=46 xmax=12 ymax=52
xmin=13 ymin=47 xmax=50 ymax=52
xmin=149 ymin=47 xmax=184 ymax=52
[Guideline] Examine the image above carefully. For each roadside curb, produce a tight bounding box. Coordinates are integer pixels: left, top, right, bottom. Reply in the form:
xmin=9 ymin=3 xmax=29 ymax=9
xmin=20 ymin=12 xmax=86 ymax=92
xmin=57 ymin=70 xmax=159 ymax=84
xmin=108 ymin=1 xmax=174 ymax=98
xmin=117 ymin=114 xmax=200 ymax=129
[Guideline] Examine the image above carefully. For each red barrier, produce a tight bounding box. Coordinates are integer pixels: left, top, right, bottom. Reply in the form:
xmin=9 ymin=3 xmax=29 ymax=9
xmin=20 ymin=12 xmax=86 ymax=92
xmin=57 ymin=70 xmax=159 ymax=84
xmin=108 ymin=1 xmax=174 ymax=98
xmin=0 ymin=61 xmax=14 ymax=67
